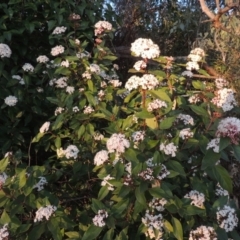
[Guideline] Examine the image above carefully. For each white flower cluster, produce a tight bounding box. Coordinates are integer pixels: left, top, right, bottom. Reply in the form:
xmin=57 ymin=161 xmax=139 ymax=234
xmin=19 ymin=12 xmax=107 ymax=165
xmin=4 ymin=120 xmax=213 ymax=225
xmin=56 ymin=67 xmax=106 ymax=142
xmin=98 ymin=90 xmax=105 ymax=100
xmin=188 ymin=94 xmax=201 ymax=104
xmin=66 ymin=86 xmax=74 ymax=94
xmin=186 ymin=48 xmax=205 ymax=71
xmin=177 ymin=113 xmax=194 ymax=126
xmin=4 ymin=95 xmax=18 ymax=106
xmin=131 ymin=38 xmax=160 ymax=59
xmin=0 ymin=224 xmax=9 ymax=239
xmin=215 ymin=183 xmax=229 ymax=197
xmin=93 ymin=132 xmax=104 ymax=141
xmin=12 ymin=75 xmax=24 ymax=85
xmin=133 ymin=60 xmax=147 ymax=71
xmin=22 ymin=63 xmax=34 ymax=72
xmin=39 ymin=121 xmax=50 ymax=133
xmin=182 ymin=70 xmax=193 ymax=78
xmin=61 ymin=60 xmax=70 ymax=68
xmin=138 ymin=168 xmax=154 ymax=181
xmin=142 ymin=210 xmax=163 ymax=240
xmin=0 ymin=43 xmax=11 ymax=58
xmin=146 ymin=158 xmax=170 ymax=180
xmin=189 ymin=226 xmax=217 ymax=240
xmin=36 ymin=55 xmax=49 ymax=63
xmin=109 ymin=80 xmax=122 ymax=88
xmin=179 ymin=128 xmax=193 ymax=140
xmin=34 ymin=205 xmax=57 ymax=222
xmin=184 ymin=190 xmax=205 ymax=208
xmin=51 ymin=45 xmax=64 ymax=56
xmin=106 ymin=133 xmax=130 ymax=154
xmin=101 ymin=174 xmax=114 ymax=191
xmin=94 ymin=150 xmax=108 ymax=166
xmin=217 ymin=205 xmax=238 ymax=232
xmin=0 ymin=172 xmax=7 ymax=187
xmin=83 ymin=105 xmax=94 ymax=114
xmin=215 ymin=78 xmax=228 ymax=89
xmin=76 ymin=51 xmax=91 ymax=59
xmin=132 ymin=131 xmax=145 ymax=147
xmin=92 ymin=210 xmax=108 ymax=227
xmin=70 ymin=13 xmax=81 ymax=20
xmin=211 ymin=88 xmax=237 ymax=112
xmin=125 ymin=74 xmax=159 ymax=91
xmin=72 ymin=106 xmax=79 ymax=112
xmin=37 ymin=87 xmax=43 ymax=93
xmin=33 ymin=176 xmax=47 ymax=191
xmin=149 ymin=198 xmax=167 ymax=212
xmin=216 ymin=117 xmax=240 ymax=144
xmin=53 ymin=77 xmax=68 ymax=88
xmin=147 ymin=99 xmax=167 ymax=112
xmin=64 ymin=145 xmax=79 ymax=159
xmin=52 ymin=26 xmax=67 ymax=35
xmin=160 ymin=142 xmax=178 ymax=157
xmin=54 ymin=107 xmax=64 ymax=116
xmin=206 ymin=138 xmax=220 ymax=153
xmin=94 ymin=21 xmax=112 ymax=36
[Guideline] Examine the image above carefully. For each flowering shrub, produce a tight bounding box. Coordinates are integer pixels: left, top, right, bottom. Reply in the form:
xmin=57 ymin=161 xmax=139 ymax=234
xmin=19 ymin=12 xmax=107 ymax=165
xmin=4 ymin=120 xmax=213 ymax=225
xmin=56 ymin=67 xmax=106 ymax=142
xmin=0 ymin=1 xmax=240 ymax=239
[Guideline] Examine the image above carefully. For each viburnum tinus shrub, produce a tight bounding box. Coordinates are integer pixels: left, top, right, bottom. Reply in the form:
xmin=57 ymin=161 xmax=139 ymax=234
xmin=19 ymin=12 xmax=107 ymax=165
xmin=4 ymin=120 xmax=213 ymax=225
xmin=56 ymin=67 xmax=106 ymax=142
xmin=0 ymin=4 xmax=240 ymax=240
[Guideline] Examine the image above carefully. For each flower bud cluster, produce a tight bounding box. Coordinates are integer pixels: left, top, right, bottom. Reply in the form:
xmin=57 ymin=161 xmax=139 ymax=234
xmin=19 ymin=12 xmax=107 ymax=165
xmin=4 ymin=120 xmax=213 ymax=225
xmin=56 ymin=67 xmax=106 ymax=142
xmin=94 ymin=21 xmax=112 ymax=36
xmin=34 ymin=205 xmax=57 ymax=222
xmin=0 ymin=43 xmax=12 ymax=58
xmin=33 ymin=176 xmax=48 ymax=191
xmin=159 ymin=142 xmax=178 ymax=157
xmin=186 ymin=48 xmax=205 ymax=71
xmin=92 ymin=210 xmax=108 ymax=227
xmin=147 ymin=99 xmax=167 ymax=112
xmin=189 ymin=226 xmax=217 ymax=240
xmin=184 ymin=190 xmax=205 ymax=208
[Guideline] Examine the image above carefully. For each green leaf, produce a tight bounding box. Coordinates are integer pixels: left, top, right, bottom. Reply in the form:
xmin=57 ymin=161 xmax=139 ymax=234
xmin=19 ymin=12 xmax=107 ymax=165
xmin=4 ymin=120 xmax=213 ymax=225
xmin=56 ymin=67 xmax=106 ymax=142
xmin=184 ymin=205 xmax=205 ymax=216
xmin=65 ymin=232 xmax=80 ymax=238
xmin=54 ymin=67 xmax=71 ymax=75
xmin=149 ymin=89 xmax=171 ymax=102
xmin=164 ymin=220 xmax=173 ymax=232
xmin=172 ymin=217 xmax=183 ymax=240
xmin=159 ymin=117 xmax=176 ymax=130
xmin=98 ymin=186 xmax=109 ymax=200
xmin=81 ymin=224 xmax=102 ymax=240
xmin=18 ymin=169 xmax=27 ymax=188
xmin=54 ymin=137 xmax=61 ymax=149
xmin=201 ymin=150 xmax=221 ymax=170
xmin=46 ymin=97 xmax=59 ymax=105
xmin=47 ymin=218 xmax=62 ymax=240
xmin=0 ymin=158 xmax=8 ymax=172
xmin=232 ymin=145 xmax=240 ymax=161
xmin=219 ymin=138 xmax=230 ymax=151
xmin=87 ymin=80 xmax=94 ymax=92
xmin=192 ymin=80 xmax=205 ymax=90
xmin=205 ymin=165 xmax=232 ymax=193
xmin=146 ymin=117 xmax=158 ymax=129
xmin=103 ymin=229 xmax=114 ymax=240
xmin=190 ymin=105 xmax=208 ymax=116
xmin=135 ymin=186 xmax=146 ymax=206
xmin=135 ymin=110 xmax=154 ymax=119
xmin=28 ymin=223 xmax=46 ymax=240
xmin=165 ymin=160 xmax=185 ymax=177
xmin=77 ymin=125 xmax=85 ymax=139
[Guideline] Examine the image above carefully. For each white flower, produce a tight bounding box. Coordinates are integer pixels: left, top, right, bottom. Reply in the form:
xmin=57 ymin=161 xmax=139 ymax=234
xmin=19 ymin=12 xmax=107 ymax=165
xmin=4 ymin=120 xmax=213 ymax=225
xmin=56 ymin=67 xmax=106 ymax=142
xmin=206 ymin=138 xmax=220 ymax=153
xmin=75 ymin=39 xmax=80 ymax=45
xmin=177 ymin=113 xmax=194 ymax=126
xmin=189 ymin=226 xmax=217 ymax=240
xmin=113 ymin=64 xmax=119 ymax=70
xmin=94 ymin=21 xmax=112 ymax=35
xmin=55 ymin=77 xmax=68 ymax=88
xmin=34 ymin=205 xmax=57 ymax=222
xmin=157 ymin=164 xmax=170 ymax=180
xmin=217 ymin=205 xmax=238 ymax=232
xmin=211 ymin=88 xmax=237 ymax=112
xmin=94 ymin=150 xmax=109 ymax=166
xmin=215 ymin=183 xmax=229 ymax=196
xmin=131 ymin=38 xmax=160 ymax=59
xmin=22 ymin=63 xmax=34 ymax=72
xmin=39 ymin=121 xmax=50 ymax=133
xmin=142 ymin=210 xmax=163 ymax=239
xmin=89 ymin=63 xmax=101 ymax=74
xmin=82 ymin=71 xmax=91 ymax=79
xmin=106 ymin=133 xmax=130 ymax=154
xmin=132 ymin=131 xmax=145 ymax=142
xmin=36 ymin=55 xmax=49 ymax=63
xmin=125 ymin=75 xmax=141 ymax=91
xmin=56 ymin=148 xmax=65 ymax=158
xmin=216 ymin=117 xmax=240 ymax=144
xmin=149 ymin=198 xmax=167 ymax=212
xmin=51 ymin=45 xmax=64 ymax=56
xmin=52 ymin=26 xmax=67 ymax=35
xmin=4 ymin=152 xmax=12 ymax=158
xmin=61 ymin=60 xmax=70 ymax=68
xmin=140 ymin=74 xmax=159 ymax=90
xmin=133 ymin=60 xmax=147 ymax=71
xmin=92 ymin=210 xmax=108 ymax=227
xmin=182 ymin=70 xmax=193 ymax=78
xmin=179 ymin=128 xmax=193 ymax=140
xmin=66 ymin=86 xmax=74 ymax=94
xmin=70 ymin=13 xmax=81 ymax=20
xmin=72 ymin=106 xmax=79 ymax=112
xmin=215 ymin=78 xmax=228 ymax=89
xmin=147 ymin=99 xmax=167 ymax=112
xmin=64 ymin=145 xmax=79 ymax=159
xmin=101 ymin=175 xmax=114 ymax=191
xmin=0 ymin=172 xmax=7 ymax=187
xmin=4 ymin=95 xmax=18 ymax=106
xmin=0 ymin=224 xmax=9 ymax=239
xmin=12 ymin=75 xmax=24 ymax=85
xmin=190 ymin=48 xmax=205 ymax=57
xmin=109 ymin=80 xmax=122 ymax=87
xmin=54 ymin=107 xmax=64 ymax=116
xmin=37 ymin=87 xmax=44 ymax=92
xmin=83 ymin=106 xmax=94 ymax=114
xmin=0 ymin=43 xmax=11 ymax=58
xmin=33 ymin=176 xmax=48 ymax=191
xmin=188 ymin=54 xmax=202 ymax=62
xmin=184 ymin=190 xmax=205 ymax=208
xmin=186 ymin=61 xmax=199 ymax=71
xmin=98 ymin=90 xmax=105 ymax=100
xmin=188 ymin=94 xmax=201 ymax=104
xmin=160 ymin=142 xmax=178 ymax=157
xmin=93 ymin=132 xmax=104 ymax=141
